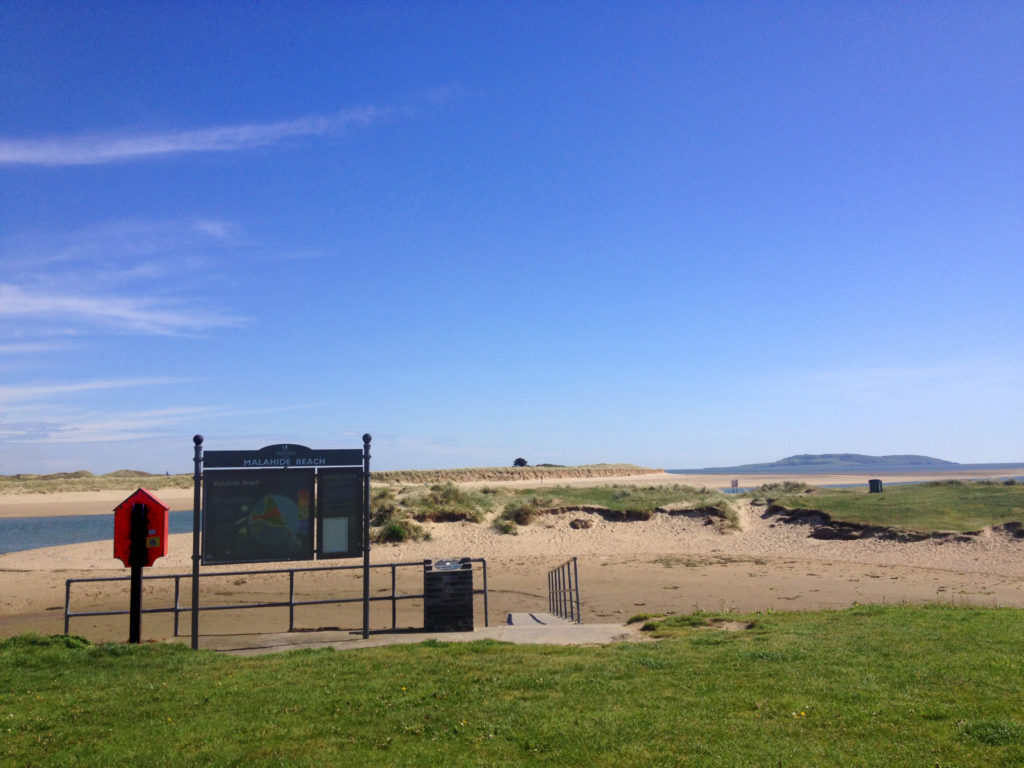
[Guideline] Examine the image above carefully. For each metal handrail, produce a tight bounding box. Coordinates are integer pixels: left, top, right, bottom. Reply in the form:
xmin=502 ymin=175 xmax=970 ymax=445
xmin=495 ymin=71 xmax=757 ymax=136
xmin=548 ymin=557 xmax=581 ymax=623
xmin=65 ymin=558 xmax=488 ymax=638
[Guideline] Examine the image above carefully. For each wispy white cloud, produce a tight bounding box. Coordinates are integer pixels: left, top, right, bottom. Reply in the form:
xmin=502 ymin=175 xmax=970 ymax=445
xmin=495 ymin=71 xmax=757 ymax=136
xmin=192 ymin=219 xmax=236 ymax=240
xmin=0 ymin=377 xmax=194 ymax=404
xmin=11 ymin=216 xmax=235 ymax=249
xmin=0 ymin=411 xmax=211 ymax=444
xmin=1 ymin=218 xmax=255 ymax=352
xmin=32 ymin=406 xmax=224 ymax=443
xmin=0 ymin=421 xmax=72 ymax=441
xmin=69 ymin=404 xmax=320 ymax=442
xmin=0 ymin=106 xmax=383 ymax=167
xmin=0 ymin=400 xmax=321 ymax=445
xmin=0 ymin=342 xmax=70 ymax=355
xmin=1 ymin=218 xmax=245 ymax=292
xmin=0 ymin=283 xmax=247 ymax=335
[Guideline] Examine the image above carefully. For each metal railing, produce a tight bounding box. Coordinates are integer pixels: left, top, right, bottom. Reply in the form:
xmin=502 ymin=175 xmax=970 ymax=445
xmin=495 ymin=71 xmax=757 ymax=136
xmin=65 ymin=558 xmax=488 ymax=638
xmin=548 ymin=557 xmax=581 ymax=623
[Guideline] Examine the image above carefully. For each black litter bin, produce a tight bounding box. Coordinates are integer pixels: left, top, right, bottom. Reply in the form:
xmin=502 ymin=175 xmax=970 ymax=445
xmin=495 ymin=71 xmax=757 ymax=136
xmin=424 ymin=558 xmax=474 ymax=632
xmin=868 ymin=479 xmax=883 ymax=493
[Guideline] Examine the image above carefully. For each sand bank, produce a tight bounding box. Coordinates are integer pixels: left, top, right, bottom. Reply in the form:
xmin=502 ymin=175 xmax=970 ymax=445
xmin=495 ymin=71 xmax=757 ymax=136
xmin=0 ymin=488 xmax=194 ymax=518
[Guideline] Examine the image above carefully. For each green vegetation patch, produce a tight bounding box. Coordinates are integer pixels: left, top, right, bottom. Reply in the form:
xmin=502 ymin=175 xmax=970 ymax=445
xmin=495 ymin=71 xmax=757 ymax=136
xmin=512 ymin=483 xmax=735 ymax=520
xmin=370 ymin=483 xmax=495 ymax=540
xmin=0 ymin=471 xmax=193 ymax=495
xmin=491 ymin=518 xmax=518 ymax=535
xmin=410 ymin=483 xmax=491 ymax=523
xmin=4 ymin=605 xmax=1024 ymax=766
xmin=500 ymin=496 xmax=545 ymax=526
xmin=752 ymin=480 xmax=813 ymax=497
xmin=369 ymin=487 xmax=428 ymax=543
xmin=522 ymin=483 xmax=706 ymax=511
xmin=763 ymin=481 xmax=1024 ymax=532
xmin=637 ymin=611 xmax=758 ymax=636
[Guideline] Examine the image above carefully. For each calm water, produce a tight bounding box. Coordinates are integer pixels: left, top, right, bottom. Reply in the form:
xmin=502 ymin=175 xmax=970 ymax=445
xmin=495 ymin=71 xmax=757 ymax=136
xmin=0 ymin=509 xmax=194 ymax=555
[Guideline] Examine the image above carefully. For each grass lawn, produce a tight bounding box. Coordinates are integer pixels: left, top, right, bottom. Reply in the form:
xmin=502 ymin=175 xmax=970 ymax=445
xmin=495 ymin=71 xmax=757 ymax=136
xmin=766 ymin=481 xmax=1024 ymax=532
xmin=4 ymin=604 xmax=1024 ymax=767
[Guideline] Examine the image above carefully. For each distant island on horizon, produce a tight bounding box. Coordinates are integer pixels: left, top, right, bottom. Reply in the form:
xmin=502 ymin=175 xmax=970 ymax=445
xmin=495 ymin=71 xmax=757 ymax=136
xmin=674 ymin=453 xmax=1024 ymax=474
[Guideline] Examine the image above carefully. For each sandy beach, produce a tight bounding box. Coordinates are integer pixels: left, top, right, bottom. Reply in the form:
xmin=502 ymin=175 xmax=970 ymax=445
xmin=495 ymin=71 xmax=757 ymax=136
xmin=0 ymin=487 xmax=195 ymax=519
xmin=2 ymin=468 xmax=1023 ymax=645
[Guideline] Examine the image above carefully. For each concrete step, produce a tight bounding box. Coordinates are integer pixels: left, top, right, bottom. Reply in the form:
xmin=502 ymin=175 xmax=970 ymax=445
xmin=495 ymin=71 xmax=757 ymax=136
xmin=506 ymin=612 xmax=574 ymax=626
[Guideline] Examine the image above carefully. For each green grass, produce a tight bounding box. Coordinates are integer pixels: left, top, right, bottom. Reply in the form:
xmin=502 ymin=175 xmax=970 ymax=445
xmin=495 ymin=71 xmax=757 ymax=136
xmin=491 ymin=518 xmax=518 ymax=535
xmin=4 ymin=605 xmax=1024 ymax=766
xmin=764 ymin=481 xmax=1024 ymax=532
xmin=500 ymin=496 xmax=545 ymax=525
xmin=411 ymin=483 xmax=492 ymax=523
xmin=369 ymin=487 xmax=429 ymax=542
xmin=513 ymin=484 xmax=739 ymax=528
xmin=369 ymin=483 xmax=497 ymax=540
xmin=511 ymin=483 xmax=733 ymax=517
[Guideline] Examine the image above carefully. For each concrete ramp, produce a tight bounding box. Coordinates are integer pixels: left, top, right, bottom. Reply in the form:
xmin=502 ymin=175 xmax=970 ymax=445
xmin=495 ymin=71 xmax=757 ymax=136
xmin=202 ymin=619 xmax=644 ymax=655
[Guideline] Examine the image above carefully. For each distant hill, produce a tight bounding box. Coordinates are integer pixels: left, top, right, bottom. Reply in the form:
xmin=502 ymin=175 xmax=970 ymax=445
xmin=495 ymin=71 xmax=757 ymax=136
xmin=690 ymin=454 xmax=960 ymax=474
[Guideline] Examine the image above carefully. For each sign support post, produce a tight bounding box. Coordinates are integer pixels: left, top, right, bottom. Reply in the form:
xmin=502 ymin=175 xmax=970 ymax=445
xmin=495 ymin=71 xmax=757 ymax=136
xmin=128 ymin=502 xmax=147 ymax=643
xmin=361 ymin=433 xmax=372 ymax=639
xmin=191 ymin=434 xmax=203 ymax=651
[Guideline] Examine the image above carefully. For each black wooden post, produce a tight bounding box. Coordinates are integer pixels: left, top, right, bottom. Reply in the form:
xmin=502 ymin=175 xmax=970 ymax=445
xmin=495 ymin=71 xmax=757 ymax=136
xmin=128 ymin=502 xmax=147 ymax=643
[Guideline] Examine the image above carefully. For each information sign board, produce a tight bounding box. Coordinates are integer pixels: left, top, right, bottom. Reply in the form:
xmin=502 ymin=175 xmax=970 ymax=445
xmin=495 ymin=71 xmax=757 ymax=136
xmin=202 ymin=469 xmax=315 ymax=564
xmin=203 ymin=444 xmax=362 ymax=469
xmin=317 ymin=468 xmax=363 ymax=558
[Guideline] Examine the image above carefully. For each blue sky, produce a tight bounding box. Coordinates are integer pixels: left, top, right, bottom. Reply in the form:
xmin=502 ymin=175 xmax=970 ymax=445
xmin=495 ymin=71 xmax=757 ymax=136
xmin=1 ymin=2 xmax=1021 ymax=474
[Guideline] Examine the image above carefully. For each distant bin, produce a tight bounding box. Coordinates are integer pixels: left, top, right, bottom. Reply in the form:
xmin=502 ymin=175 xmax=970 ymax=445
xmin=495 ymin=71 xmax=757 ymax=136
xmin=424 ymin=558 xmax=474 ymax=632
xmin=868 ymin=479 xmax=884 ymax=493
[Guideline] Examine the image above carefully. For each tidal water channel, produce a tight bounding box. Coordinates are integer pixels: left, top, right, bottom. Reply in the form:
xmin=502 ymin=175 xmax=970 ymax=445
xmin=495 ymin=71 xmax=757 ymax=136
xmin=0 ymin=509 xmax=194 ymax=555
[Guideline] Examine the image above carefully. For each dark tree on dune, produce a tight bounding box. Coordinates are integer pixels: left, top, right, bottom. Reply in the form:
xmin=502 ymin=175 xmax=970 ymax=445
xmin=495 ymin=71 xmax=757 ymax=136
xmin=513 ymin=458 xmax=528 ymax=467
